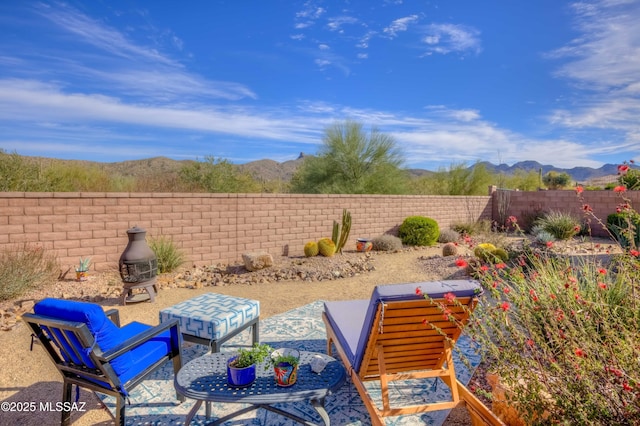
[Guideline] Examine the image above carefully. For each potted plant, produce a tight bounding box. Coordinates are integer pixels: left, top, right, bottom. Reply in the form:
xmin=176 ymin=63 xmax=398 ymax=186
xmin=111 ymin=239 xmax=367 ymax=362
xmin=226 ymin=343 xmax=272 ymax=387
xmin=75 ymin=257 xmax=91 ymax=282
xmin=270 ymin=348 xmax=300 ymax=387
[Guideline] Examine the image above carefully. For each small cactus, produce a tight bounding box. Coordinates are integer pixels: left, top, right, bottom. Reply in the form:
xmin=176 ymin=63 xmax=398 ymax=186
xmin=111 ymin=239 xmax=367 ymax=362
xmin=442 ymin=242 xmax=458 ymax=257
xmin=493 ymin=248 xmax=509 ymax=262
xmin=474 ymin=243 xmax=497 ymax=262
xmin=304 ymin=241 xmax=319 ymax=257
xmin=318 ymin=238 xmax=336 ymax=257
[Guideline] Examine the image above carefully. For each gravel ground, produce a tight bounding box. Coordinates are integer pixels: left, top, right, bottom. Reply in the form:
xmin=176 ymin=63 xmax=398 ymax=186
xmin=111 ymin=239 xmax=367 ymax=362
xmin=0 ymin=237 xmax=620 ymax=425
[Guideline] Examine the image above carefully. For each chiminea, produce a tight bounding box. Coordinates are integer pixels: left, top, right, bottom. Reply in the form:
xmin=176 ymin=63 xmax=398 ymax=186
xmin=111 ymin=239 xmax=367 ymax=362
xmin=119 ymin=226 xmax=158 ymax=305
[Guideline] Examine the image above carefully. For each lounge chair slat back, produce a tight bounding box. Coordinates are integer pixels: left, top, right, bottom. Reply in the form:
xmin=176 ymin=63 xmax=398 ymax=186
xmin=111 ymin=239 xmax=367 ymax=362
xmin=323 ymin=280 xmax=504 ymax=425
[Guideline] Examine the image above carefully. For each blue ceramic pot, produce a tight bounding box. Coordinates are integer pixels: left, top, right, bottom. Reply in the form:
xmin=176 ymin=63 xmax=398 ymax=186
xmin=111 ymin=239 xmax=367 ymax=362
xmin=227 ymin=356 xmax=256 ymax=387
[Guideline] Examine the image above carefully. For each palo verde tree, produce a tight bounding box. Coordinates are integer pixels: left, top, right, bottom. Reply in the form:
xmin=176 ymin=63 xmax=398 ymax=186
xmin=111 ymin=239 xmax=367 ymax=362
xmin=290 ymin=120 xmax=408 ymax=194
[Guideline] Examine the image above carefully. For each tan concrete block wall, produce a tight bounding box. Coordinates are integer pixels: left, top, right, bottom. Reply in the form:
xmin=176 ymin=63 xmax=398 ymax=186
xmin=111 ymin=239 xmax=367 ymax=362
xmin=502 ymin=189 xmax=640 ymax=237
xmin=0 ymin=192 xmax=491 ymax=272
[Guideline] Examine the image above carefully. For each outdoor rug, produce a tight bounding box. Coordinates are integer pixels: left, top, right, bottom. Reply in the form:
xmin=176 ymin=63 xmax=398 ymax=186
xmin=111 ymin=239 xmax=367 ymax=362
xmin=98 ymin=300 xmax=481 ymax=425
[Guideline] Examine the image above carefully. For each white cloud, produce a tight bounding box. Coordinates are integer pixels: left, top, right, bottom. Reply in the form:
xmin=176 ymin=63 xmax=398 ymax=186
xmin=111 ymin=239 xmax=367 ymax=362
xmin=547 ymin=0 xmax=640 ymax=141
xmin=420 ymin=23 xmax=481 ymax=55
xmin=327 ymin=16 xmax=359 ymax=32
xmin=383 ymin=15 xmax=419 ymax=38
xmin=318 ymin=44 xmax=330 ymax=50
xmin=357 ymin=53 xmax=368 ymax=59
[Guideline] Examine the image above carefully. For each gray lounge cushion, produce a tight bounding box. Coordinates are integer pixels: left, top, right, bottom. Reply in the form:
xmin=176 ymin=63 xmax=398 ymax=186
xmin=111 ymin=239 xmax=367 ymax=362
xmin=324 ymin=280 xmax=482 ymax=373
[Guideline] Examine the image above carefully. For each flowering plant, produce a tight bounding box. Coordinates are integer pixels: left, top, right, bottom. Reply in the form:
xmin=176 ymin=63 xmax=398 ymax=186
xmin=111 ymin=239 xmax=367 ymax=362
xmin=460 ymin=166 xmax=640 ymax=425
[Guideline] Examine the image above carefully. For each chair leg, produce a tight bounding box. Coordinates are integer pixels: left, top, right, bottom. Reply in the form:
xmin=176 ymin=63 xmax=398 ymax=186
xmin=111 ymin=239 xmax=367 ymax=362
xmin=116 ymin=395 xmax=126 ymax=426
xmin=173 ymin=355 xmax=186 ymax=403
xmin=61 ymin=381 xmax=73 ymax=426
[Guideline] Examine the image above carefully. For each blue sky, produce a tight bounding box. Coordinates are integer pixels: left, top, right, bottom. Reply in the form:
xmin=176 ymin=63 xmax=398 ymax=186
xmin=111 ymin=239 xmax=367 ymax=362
xmin=0 ymin=0 xmax=638 ymax=170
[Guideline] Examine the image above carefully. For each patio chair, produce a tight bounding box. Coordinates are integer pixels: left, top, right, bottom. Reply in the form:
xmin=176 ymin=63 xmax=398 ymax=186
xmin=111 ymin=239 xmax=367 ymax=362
xmin=23 ymin=298 xmax=184 ymax=426
xmin=322 ymin=280 xmax=503 ymax=426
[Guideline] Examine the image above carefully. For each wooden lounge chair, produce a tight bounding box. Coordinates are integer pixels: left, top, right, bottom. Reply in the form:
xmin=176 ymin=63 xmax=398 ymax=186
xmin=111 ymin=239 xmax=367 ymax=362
xmin=23 ymin=298 xmax=184 ymax=426
xmin=322 ymin=280 xmax=503 ymax=425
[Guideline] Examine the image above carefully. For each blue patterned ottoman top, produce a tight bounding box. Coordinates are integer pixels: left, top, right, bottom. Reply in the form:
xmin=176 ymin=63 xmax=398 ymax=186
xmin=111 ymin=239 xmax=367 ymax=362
xmin=159 ymin=293 xmax=260 ymax=341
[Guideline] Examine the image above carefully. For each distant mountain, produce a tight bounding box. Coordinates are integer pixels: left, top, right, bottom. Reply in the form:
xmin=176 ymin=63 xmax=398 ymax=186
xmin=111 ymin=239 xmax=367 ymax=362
xmin=17 ymin=154 xmax=629 ymax=186
xmin=475 ymin=161 xmax=624 ymax=183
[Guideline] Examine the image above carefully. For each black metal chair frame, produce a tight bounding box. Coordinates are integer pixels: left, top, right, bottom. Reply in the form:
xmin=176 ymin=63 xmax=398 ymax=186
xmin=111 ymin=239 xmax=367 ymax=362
xmin=23 ymin=308 xmax=184 ymax=426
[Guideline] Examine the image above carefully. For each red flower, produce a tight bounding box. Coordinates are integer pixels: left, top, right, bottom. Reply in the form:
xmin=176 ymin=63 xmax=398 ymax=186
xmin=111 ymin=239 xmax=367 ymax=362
xmin=574 ymin=347 xmax=586 ymax=358
xmin=415 ymin=287 xmax=423 ymax=296
xmin=598 ymin=282 xmax=607 ymax=290
xmin=631 ymin=250 xmax=640 ymax=257
xmin=526 ymin=339 xmax=535 ymax=347
xmin=575 ymin=186 xmax=584 ymax=194
xmin=422 ymin=318 xmax=429 ymax=326
xmin=550 ymin=293 xmax=557 ymax=300
xmin=529 ymin=289 xmax=539 ymax=302
xmin=573 ymin=225 xmax=581 ymax=233
xmin=598 ymin=268 xmax=607 ymax=275
xmin=442 ymin=308 xmax=453 ymax=320
xmin=444 ymin=292 xmax=456 ymax=303
xmin=546 ymin=241 xmax=554 ymax=248
xmin=495 ymin=263 xmax=506 ymax=269
xmin=500 ymin=301 xmax=510 ymax=311
xmin=583 ymin=204 xmax=593 ymax=212
xmin=618 ymin=164 xmax=630 ymax=175
xmin=508 ymin=216 xmax=518 ymax=224
xmin=455 ymin=258 xmax=468 ymax=268
xmin=480 ymin=265 xmax=489 ymax=272
xmin=623 ymin=382 xmax=633 ymax=392
xmin=503 ymin=287 xmax=511 ymax=294
xmin=614 ymin=185 xmax=627 ymax=193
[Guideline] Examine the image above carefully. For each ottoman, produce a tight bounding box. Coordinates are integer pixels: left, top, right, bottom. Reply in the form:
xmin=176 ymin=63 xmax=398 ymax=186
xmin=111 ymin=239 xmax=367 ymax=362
xmin=159 ymin=293 xmax=260 ymax=352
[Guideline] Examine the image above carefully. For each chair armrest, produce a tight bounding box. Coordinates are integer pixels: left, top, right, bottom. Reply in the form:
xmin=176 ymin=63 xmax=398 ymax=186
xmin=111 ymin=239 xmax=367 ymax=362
xmin=99 ymin=319 xmax=181 ymax=362
xmin=105 ymin=309 xmax=120 ymax=327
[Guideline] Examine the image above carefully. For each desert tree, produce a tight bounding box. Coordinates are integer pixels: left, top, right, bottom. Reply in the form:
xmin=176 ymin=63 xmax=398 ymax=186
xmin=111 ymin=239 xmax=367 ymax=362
xmin=542 ymin=171 xmax=572 ymax=189
xmin=290 ymin=120 xmax=408 ymax=194
xmin=179 ymin=156 xmax=260 ymax=193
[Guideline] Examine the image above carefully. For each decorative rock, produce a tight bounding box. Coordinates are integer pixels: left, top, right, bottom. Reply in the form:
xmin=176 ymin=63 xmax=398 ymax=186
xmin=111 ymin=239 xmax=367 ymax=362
xmin=242 ymin=252 xmax=274 ymax=272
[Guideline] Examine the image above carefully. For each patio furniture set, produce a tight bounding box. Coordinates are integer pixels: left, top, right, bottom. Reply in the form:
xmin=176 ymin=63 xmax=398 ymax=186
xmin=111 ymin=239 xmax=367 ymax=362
xmin=23 ymin=280 xmax=503 ymax=426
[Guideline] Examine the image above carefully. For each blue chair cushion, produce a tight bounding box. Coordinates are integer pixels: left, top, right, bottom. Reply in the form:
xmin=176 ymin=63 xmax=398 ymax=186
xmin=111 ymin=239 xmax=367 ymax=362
xmin=34 ymin=299 xmax=170 ymax=386
xmin=324 ymin=280 xmax=482 ymax=373
xmin=116 ymin=322 xmax=173 ymax=385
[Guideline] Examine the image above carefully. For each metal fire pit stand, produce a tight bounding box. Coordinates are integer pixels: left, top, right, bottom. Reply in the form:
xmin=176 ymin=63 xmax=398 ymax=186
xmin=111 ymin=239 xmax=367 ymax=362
xmin=119 ymin=226 xmax=159 ymax=305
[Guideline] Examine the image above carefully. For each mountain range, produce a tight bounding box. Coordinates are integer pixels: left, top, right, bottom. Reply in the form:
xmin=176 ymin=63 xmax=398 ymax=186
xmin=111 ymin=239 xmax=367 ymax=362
xmin=19 ymin=154 xmax=627 ymax=185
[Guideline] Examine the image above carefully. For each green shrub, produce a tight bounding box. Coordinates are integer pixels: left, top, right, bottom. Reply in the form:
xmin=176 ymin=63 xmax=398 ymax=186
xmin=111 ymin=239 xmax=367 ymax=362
xmin=371 ymin=234 xmax=403 ymax=251
xmin=0 ymin=244 xmax=59 ymax=301
xmin=534 ymin=211 xmax=581 ymax=240
xmin=438 ymin=229 xmax=460 ymax=243
xmin=149 ymin=236 xmax=186 ymax=273
xmin=607 ymin=212 xmax=640 ymax=249
xmin=451 ymin=222 xmax=476 ymax=235
xmin=398 ymin=216 xmax=439 ymax=246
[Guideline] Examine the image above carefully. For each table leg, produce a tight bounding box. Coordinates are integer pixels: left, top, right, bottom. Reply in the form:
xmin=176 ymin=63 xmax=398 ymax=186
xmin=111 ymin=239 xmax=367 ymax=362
xmin=311 ymin=398 xmax=331 ymax=425
xmin=185 ymin=400 xmax=203 ymax=426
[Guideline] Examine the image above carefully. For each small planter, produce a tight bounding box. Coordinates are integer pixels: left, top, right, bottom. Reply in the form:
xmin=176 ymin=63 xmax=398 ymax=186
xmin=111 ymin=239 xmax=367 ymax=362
xmin=227 ymin=356 xmax=257 ymax=387
xmin=75 ymin=270 xmax=88 ymax=282
xmin=356 ymin=238 xmax=373 ymax=252
xmin=271 ymin=348 xmax=300 ymax=387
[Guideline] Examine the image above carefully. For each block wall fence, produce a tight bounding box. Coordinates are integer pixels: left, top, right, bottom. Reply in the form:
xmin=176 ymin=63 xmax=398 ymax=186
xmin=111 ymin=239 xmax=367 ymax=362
xmin=0 ymin=193 xmax=492 ymax=272
xmin=0 ymin=190 xmax=636 ymax=272
xmin=495 ymin=188 xmax=640 ymax=237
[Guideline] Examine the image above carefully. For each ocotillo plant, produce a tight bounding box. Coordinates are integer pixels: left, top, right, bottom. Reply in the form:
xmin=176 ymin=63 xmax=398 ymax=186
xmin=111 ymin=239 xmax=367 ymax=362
xmin=331 ymin=209 xmax=352 ymax=254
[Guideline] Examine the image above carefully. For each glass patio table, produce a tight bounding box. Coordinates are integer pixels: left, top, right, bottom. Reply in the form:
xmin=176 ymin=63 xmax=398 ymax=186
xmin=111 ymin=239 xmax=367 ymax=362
xmin=174 ymin=351 xmax=346 ymax=426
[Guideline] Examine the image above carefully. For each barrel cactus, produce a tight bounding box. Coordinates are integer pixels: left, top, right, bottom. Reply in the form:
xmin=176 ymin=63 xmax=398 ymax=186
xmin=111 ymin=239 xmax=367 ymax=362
xmin=304 ymin=241 xmax=319 ymax=257
xmin=442 ymin=242 xmax=458 ymax=257
xmin=493 ymin=248 xmax=509 ymax=262
xmin=474 ymin=243 xmax=497 ymax=262
xmin=318 ymin=238 xmax=336 ymax=257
